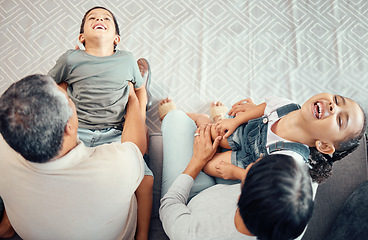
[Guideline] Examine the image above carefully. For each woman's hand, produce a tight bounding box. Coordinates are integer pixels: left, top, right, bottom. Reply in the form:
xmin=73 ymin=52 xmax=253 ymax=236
xmin=192 ymin=124 xmax=221 ymax=163
xmin=228 ymin=98 xmax=256 ymax=117
xmin=183 ymin=124 xmax=222 ymax=179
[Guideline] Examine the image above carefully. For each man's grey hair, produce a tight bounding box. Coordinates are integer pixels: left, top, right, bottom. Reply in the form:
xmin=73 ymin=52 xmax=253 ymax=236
xmin=0 ymin=74 xmax=73 ymax=163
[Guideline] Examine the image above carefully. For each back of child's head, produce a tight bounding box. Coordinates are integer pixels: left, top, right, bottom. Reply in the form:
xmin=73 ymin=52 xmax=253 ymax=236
xmin=238 ymin=154 xmax=314 ymax=240
xmin=309 ymin=108 xmax=367 ymax=184
xmin=79 ymin=6 xmax=120 ymax=49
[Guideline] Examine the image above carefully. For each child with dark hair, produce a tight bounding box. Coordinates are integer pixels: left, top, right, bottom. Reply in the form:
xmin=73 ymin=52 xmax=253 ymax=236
xmin=159 ymin=93 xmax=367 ymax=184
xmin=48 ymin=6 xmax=153 ymax=239
xmin=239 ymin=154 xmax=314 ymax=240
xmin=48 ymin=6 xmax=151 ymax=145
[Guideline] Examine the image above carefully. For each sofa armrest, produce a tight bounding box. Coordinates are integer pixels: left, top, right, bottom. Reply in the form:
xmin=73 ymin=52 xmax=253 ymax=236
xmin=147 ymin=134 xmax=169 ymax=240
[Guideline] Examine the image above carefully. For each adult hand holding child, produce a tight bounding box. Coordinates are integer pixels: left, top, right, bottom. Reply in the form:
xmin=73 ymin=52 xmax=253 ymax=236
xmin=183 ymin=124 xmax=222 ymax=180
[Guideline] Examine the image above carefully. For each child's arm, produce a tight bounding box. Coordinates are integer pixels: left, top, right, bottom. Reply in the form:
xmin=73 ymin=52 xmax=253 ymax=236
xmin=216 ymin=102 xmax=266 ymax=138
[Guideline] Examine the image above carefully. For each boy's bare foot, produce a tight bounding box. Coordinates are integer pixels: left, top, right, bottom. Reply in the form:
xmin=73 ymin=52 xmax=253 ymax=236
xmin=137 ymin=58 xmax=152 ymax=110
xmin=158 ymin=98 xmax=177 ymax=121
xmin=210 ymin=101 xmax=228 ymax=122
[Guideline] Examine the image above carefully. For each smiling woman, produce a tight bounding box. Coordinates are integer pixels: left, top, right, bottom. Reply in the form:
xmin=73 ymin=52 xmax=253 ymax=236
xmin=158 ymin=107 xmax=314 ymax=239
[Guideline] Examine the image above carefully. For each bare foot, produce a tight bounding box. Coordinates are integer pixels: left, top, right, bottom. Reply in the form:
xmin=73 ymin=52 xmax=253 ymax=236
xmin=210 ymin=101 xmax=228 ymax=122
xmin=137 ymin=58 xmax=149 ymax=77
xmin=215 ymin=160 xmax=237 ymax=180
xmin=158 ymin=98 xmax=176 ymax=121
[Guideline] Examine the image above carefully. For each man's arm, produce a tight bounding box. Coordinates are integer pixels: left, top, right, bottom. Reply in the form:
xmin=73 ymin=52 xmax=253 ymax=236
xmin=58 ymin=82 xmax=68 ymax=91
xmin=134 ymin=85 xmax=147 ymax=120
xmin=121 ymin=82 xmax=146 ymax=155
xmin=159 ymin=125 xmax=221 ymax=239
xmin=0 ymin=210 xmax=15 ymax=238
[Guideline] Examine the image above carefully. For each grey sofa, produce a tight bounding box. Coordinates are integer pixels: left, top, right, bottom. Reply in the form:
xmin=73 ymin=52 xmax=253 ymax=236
xmin=3 ymin=135 xmax=367 ymax=240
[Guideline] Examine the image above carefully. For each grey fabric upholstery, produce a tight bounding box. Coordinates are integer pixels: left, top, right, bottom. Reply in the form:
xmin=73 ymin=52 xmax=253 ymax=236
xmin=147 ymin=134 xmax=169 ymax=240
xmin=301 ymin=137 xmax=368 ymax=240
xmin=324 ymin=181 xmax=368 ymax=240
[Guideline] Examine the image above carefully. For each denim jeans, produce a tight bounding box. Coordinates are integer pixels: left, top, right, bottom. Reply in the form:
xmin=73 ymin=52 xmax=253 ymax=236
xmin=78 ymin=127 xmax=122 ymax=147
xmin=78 ymin=127 xmax=153 ymax=176
xmin=227 ymin=103 xmax=309 ymax=168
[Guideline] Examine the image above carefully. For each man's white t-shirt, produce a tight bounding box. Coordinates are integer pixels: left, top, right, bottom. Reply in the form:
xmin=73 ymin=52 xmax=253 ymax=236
xmin=0 ymin=136 xmax=144 ymax=240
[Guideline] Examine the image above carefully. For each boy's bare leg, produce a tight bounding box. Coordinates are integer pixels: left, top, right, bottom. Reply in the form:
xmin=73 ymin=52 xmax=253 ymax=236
xmin=0 ymin=210 xmax=15 ymax=239
xmin=135 ymin=175 xmax=154 ymax=240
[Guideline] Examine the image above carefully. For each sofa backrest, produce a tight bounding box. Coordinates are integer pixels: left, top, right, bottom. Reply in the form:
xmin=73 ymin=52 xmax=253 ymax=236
xmin=302 ymin=137 xmax=368 ymax=240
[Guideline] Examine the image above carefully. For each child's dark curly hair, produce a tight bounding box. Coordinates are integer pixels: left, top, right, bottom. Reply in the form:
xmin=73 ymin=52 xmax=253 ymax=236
xmin=308 ymin=111 xmax=367 ymax=184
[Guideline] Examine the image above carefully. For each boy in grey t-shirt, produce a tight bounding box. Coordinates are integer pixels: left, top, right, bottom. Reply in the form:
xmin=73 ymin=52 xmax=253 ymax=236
xmin=48 ymin=6 xmax=153 ymax=240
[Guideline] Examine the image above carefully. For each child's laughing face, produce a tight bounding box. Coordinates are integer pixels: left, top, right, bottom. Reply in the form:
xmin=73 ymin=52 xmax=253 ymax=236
xmin=79 ymin=8 xmax=120 ymax=47
xmin=300 ymin=93 xmax=364 ymax=152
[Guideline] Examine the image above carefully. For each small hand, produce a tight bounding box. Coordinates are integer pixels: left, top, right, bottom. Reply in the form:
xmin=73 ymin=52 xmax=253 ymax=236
xmin=228 ymin=98 xmax=256 ymax=117
xmin=215 ymin=160 xmax=237 ymax=180
xmin=214 ymin=118 xmax=237 ymax=139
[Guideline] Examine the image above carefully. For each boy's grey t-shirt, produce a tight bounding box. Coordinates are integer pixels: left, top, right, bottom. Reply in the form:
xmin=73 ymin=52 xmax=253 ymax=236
xmin=48 ymin=49 xmax=143 ymax=129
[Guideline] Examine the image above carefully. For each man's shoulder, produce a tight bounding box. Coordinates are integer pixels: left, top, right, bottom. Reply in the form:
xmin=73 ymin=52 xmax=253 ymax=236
xmin=94 ymin=141 xmax=142 ymax=157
